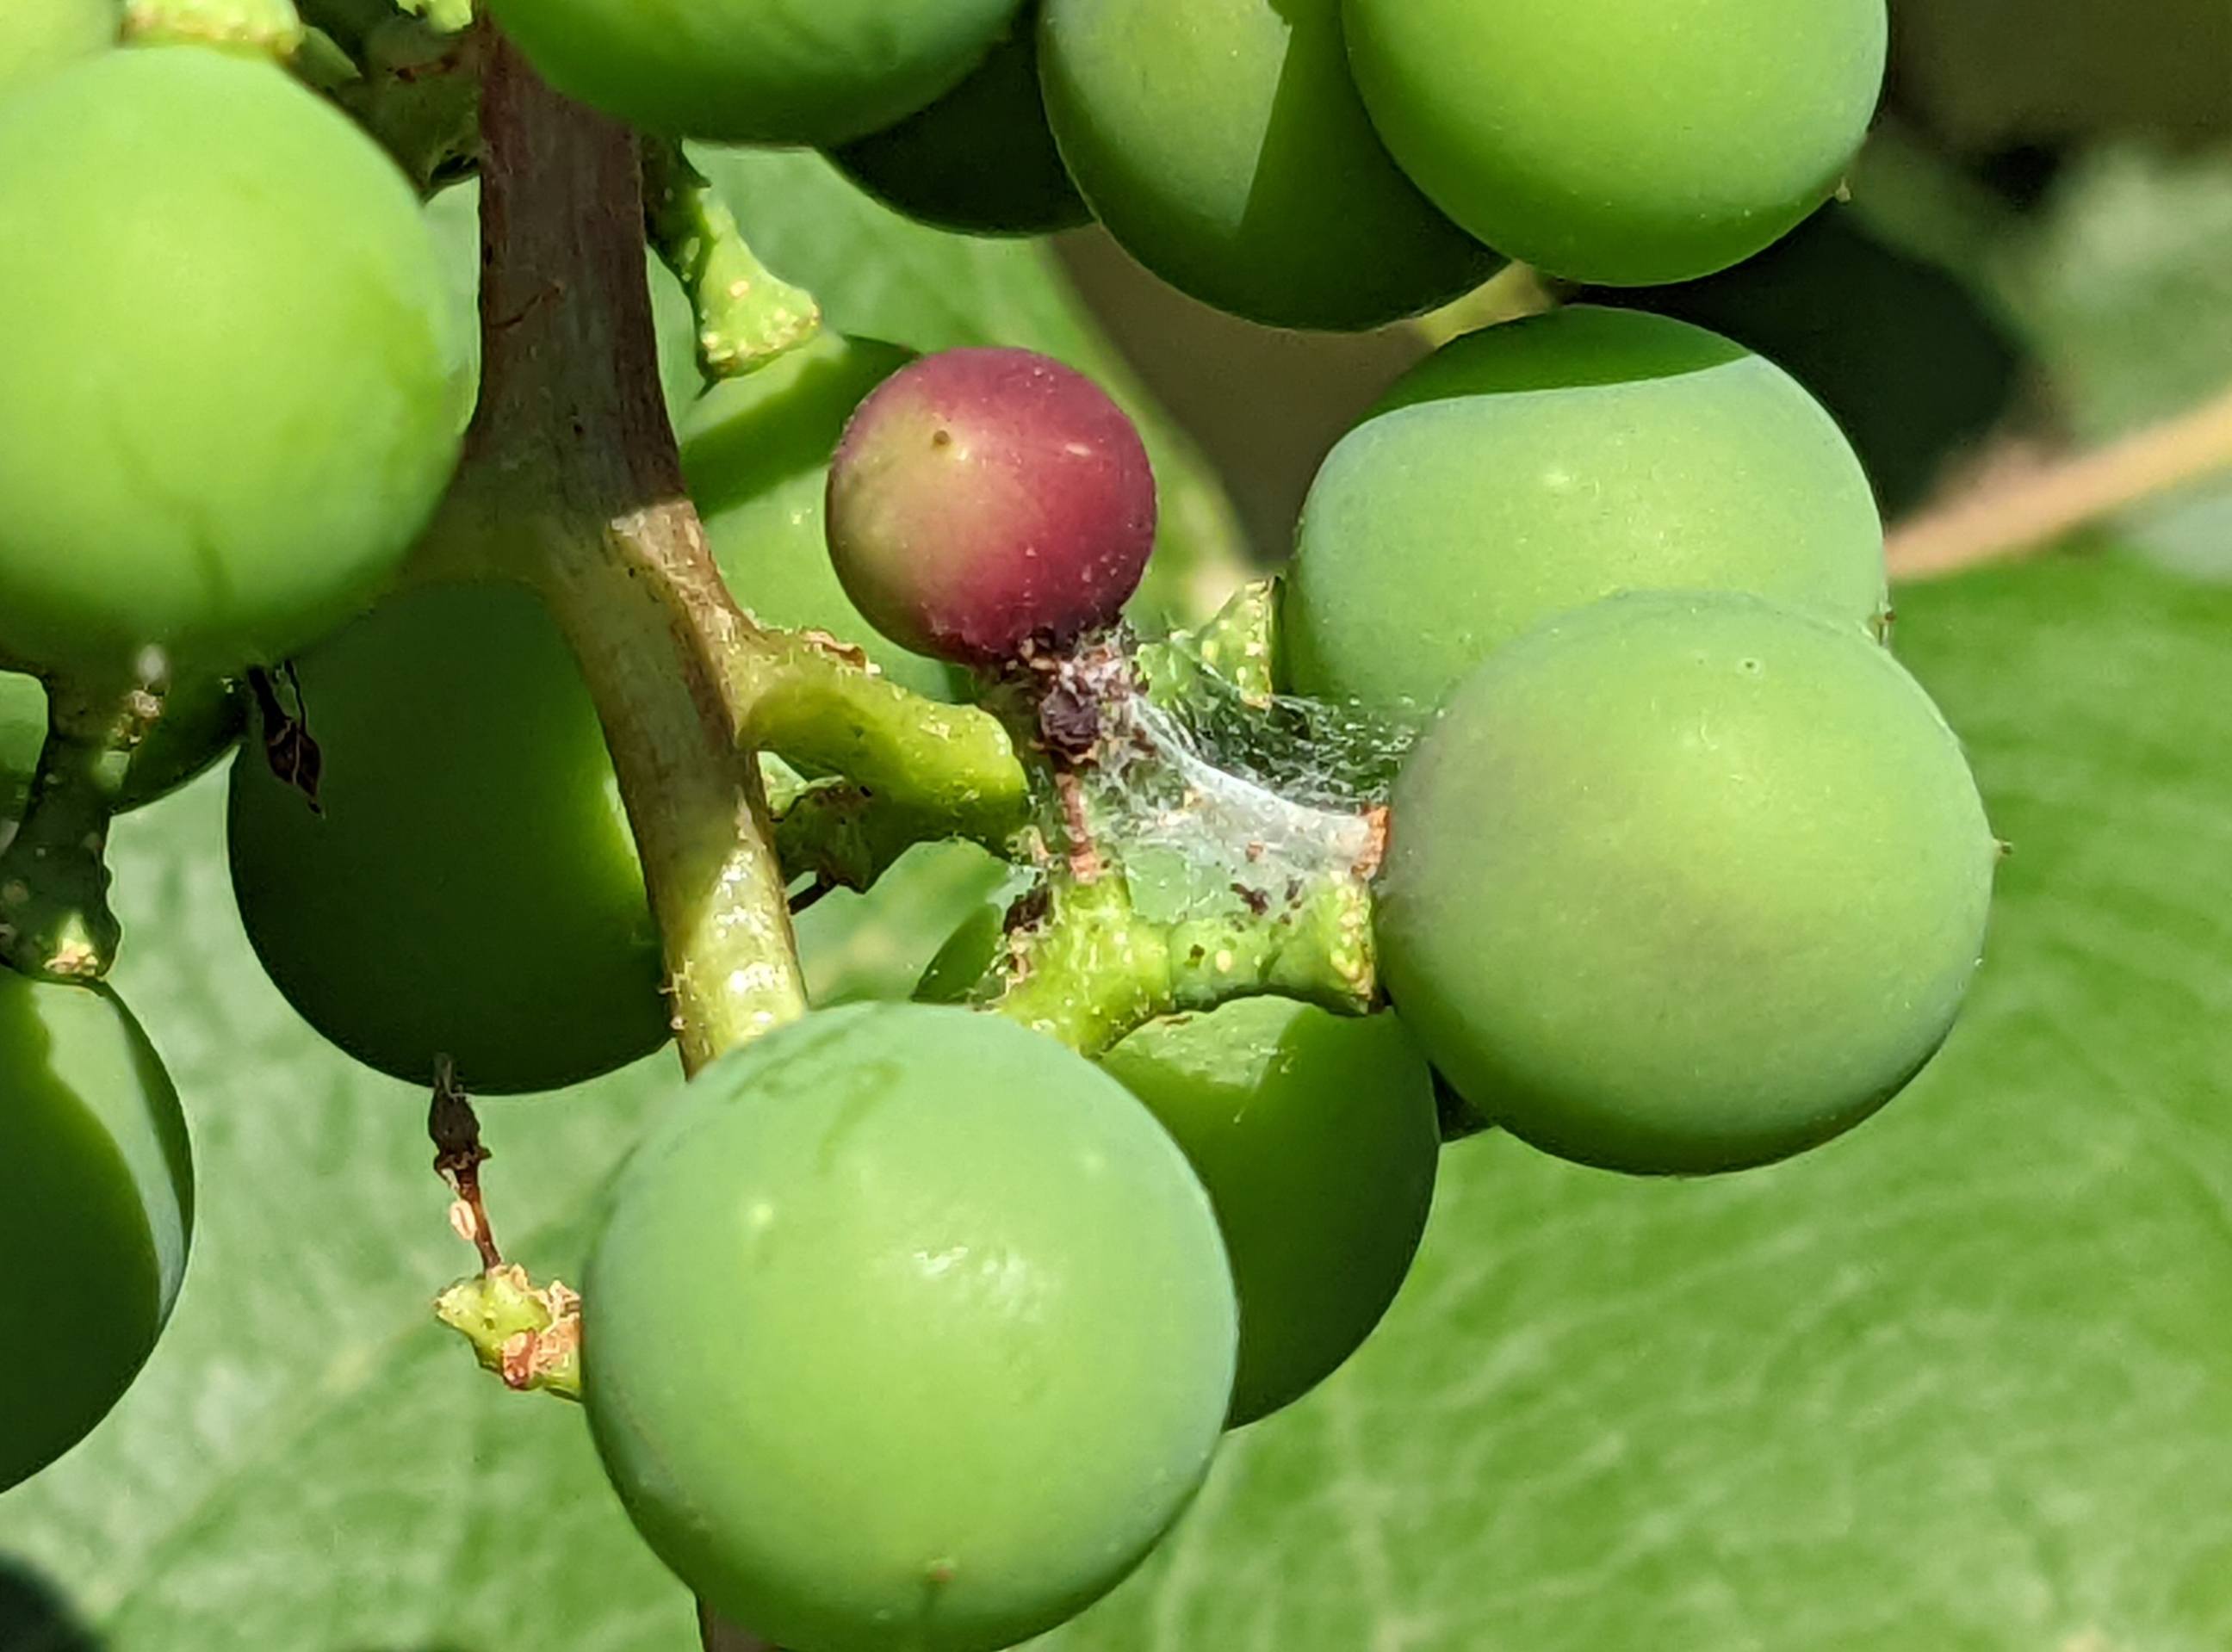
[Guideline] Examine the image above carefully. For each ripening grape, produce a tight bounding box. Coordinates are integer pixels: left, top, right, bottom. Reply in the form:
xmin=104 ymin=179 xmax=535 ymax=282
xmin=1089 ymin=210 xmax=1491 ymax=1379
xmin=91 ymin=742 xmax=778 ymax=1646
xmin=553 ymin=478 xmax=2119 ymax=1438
xmin=226 ymin=583 xmax=666 ymax=1095
xmin=1378 ymin=592 xmax=1997 ymax=1177
xmin=827 ymin=349 xmax=1156 ymax=666
xmin=1342 ymin=0 xmax=1888 ymax=285
xmin=0 ymin=0 xmax=111 ymax=102
xmin=0 ymin=49 xmax=462 ymax=678
xmin=1038 ymin=0 xmax=1497 ymax=331
xmin=679 ymin=334 xmax=957 ymax=699
xmin=586 ymin=1003 xmax=1237 ymax=1652
xmin=829 ymin=14 xmax=1088 ymax=238
xmin=1104 ymin=999 xmax=1439 ymax=1424
xmin=486 ymin=0 xmax=1026 ymax=146
xmin=1 ymin=671 xmax=244 ymax=831
xmin=1283 ymin=306 xmax=1886 ymax=715
xmin=1 ymin=968 xmax=192 ymax=1492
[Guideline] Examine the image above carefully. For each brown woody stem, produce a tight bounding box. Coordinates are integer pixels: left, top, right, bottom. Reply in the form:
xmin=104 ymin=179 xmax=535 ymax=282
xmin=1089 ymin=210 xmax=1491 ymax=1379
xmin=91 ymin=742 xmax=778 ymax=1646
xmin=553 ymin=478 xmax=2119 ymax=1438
xmin=461 ymin=24 xmax=808 ymax=1069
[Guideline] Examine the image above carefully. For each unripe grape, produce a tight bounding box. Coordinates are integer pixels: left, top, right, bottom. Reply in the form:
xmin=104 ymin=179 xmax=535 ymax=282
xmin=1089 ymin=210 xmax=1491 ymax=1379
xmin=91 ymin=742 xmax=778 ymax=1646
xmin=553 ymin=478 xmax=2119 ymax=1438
xmin=1104 ymin=1000 xmax=1440 ymax=1424
xmin=1038 ymin=0 xmax=1497 ymax=331
xmin=826 ymin=349 xmax=1156 ymax=666
xmin=1343 ymin=0 xmax=1888 ymax=286
xmin=1 ymin=968 xmax=192 ymax=1492
xmin=679 ymin=333 xmax=958 ymax=700
xmin=0 ymin=676 xmax=47 ymax=827
xmin=0 ymin=49 xmax=462 ymax=677
xmin=1284 ymin=307 xmax=1885 ymax=715
xmin=1578 ymin=209 xmax=2023 ymax=518
xmin=485 ymin=0 xmax=1026 ymax=147
xmin=586 ymin=1003 xmax=1237 ymax=1652
xmin=227 ymin=583 xmax=666 ymax=1095
xmin=0 ymin=0 xmax=111 ymax=102
xmin=1378 ymin=592 xmax=1996 ymax=1176
xmin=829 ymin=15 xmax=1088 ymax=238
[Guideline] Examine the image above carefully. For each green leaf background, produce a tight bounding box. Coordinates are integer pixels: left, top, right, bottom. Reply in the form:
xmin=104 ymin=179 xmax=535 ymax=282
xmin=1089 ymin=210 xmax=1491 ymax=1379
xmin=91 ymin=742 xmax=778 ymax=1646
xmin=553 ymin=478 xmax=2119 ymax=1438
xmin=7 ymin=131 xmax=2232 ymax=1652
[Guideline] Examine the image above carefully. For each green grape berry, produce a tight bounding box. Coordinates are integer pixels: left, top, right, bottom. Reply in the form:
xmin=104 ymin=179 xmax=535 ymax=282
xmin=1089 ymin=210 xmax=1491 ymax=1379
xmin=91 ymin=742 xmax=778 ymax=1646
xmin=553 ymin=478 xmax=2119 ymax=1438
xmin=1 ymin=968 xmax=192 ymax=1492
xmin=1379 ymin=591 xmax=1997 ymax=1177
xmin=829 ymin=14 xmax=1088 ymax=238
xmin=1283 ymin=306 xmax=1886 ymax=715
xmin=226 ymin=583 xmax=666 ymax=1095
xmin=1580 ymin=208 xmax=2023 ymax=517
xmin=0 ymin=0 xmax=112 ymax=102
xmin=1342 ymin=0 xmax=1888 ymax=286
xmin=1104 ymin=999 xmax=1440 ymax=1424
xmin=0 ymin=675 xmax=45 ymax=827
xmin=486 ymin=0 xmax=1026 ymax=146
xmin=0 ymin=48 xmax=462 ymax=677
xmin=586 ymin=1003 xmax=1237 ymax=1651
xmin=1 ymin=670 xmax=245 ymax=832
xmin=1038 ymin=0 xmax=1497 ymax=331
xmin=679 ymin=333 xmax=958 ymax=700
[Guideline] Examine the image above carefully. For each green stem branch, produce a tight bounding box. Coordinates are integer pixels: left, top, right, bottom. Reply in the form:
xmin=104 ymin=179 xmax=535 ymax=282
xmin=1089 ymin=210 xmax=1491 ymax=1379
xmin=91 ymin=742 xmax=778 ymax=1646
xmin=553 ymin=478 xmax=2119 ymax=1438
xmin=988 ymin=869 xmax=1377 ymax=1057
xmin=733 ymin=634 xmax=1028 ymax=840
xmin=642 ymin=138 xmax=822 ymax=384
xmin=0 ymin=668 xmax=167 ymax=981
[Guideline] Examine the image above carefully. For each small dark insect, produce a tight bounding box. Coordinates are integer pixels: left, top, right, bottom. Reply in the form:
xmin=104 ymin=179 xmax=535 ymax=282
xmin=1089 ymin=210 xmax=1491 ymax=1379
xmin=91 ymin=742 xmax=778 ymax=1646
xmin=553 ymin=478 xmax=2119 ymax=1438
xmin=1037 ymin=680 xmax=1101 ymax=761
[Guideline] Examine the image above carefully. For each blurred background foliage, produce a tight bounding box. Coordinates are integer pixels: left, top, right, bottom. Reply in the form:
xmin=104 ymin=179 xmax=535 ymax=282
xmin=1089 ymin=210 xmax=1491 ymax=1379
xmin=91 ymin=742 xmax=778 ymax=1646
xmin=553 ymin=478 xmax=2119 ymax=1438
xmin=5 ymin=3 xmax=2232 ymax=1649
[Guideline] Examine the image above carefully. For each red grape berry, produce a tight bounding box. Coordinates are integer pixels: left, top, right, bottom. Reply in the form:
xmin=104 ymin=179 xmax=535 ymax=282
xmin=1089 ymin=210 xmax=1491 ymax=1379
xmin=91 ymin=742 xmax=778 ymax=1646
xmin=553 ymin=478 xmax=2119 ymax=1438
xmin=825 ymin=348 xmax=1156 ymax=668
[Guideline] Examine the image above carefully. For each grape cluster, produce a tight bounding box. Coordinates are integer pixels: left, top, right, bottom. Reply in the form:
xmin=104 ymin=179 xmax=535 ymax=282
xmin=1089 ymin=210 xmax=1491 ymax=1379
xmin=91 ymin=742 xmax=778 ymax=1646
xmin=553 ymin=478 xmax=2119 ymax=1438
xmin=1 ymin=7 xmax=1999 ymax=1652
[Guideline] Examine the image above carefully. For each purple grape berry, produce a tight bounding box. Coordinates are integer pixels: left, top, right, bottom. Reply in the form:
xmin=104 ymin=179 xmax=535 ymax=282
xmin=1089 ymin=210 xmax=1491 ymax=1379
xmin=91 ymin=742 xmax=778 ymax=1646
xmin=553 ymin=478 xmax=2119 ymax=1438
xmin=826 ymin=347 xmax=1157 ymax=667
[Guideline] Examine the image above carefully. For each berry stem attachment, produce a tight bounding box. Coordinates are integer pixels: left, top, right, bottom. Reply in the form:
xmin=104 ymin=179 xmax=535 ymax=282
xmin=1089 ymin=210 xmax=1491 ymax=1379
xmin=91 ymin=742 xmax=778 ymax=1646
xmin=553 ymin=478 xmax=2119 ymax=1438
xmin=124 ymin=0 xmax=307 ymax=59
xmin=434 ymin=1266 xmax=584 ymax=1401
xmin=642 ymin=138 xmax=823 ymax=384
xmin=731 ymin=634 xmax=1030 ymax=839
xmin=0 ymin=664 xmax=170 ymax=982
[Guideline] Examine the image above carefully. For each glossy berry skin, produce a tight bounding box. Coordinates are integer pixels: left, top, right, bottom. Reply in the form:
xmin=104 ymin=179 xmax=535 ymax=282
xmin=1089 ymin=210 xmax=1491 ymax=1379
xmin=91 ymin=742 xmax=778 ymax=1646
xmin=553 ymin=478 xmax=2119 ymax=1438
xmin=827 ymin=349 xmax=1156 ymax=666
xmin=680 ymin=333 xmax=957 ymax=701
xmin=1104 ymin=999 xmax=1440 ymax=1424
xmin=1 ymin=968 xmax=192 ymax=1493
xmin=1 ymin=670 xmax=243 ymax=830
xmin=226 ymin=583 xmax=667 ymax=1095
xmin=0 ymin=0 xmax=111 ymax=102
xmin=830 ymin=15 xmax=1088 ymax=238
xmin=1379 ymin=592 xmax=1997 ymax=1177
xmin=1283 ymin=307 xmax=1885 ymax=715
xmin=486 ymin=0 xmax=1026 ymax=146
xmin=1343 ymin=0 xmax=1888 ymax=286
xmin=585 ymin=1003 xmax=1237 ymax=1652
xmin=0 ymin=49 xmax=462 ymax=677
xmin=1038 ymin=0 xmax=1497 ymax=331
